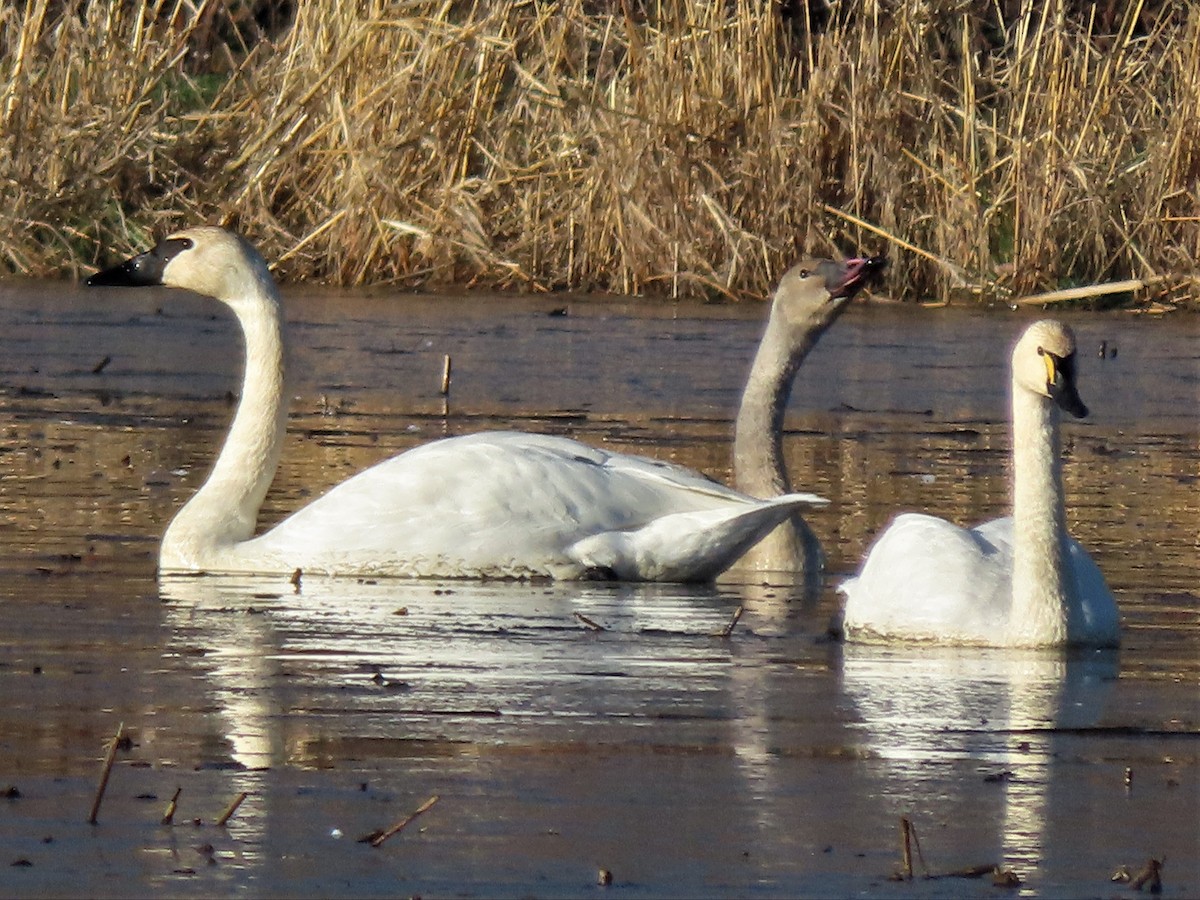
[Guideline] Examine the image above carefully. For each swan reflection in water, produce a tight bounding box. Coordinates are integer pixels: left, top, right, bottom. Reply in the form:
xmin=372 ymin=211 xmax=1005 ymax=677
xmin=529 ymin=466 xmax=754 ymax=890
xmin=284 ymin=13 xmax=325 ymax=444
xmin=157 ymin=574 xmax=817 ymax=890
xmin=157 ymin=574 xmax=761 ymax=770
xmin=839 ymin=642 xmax=1118 ymax=879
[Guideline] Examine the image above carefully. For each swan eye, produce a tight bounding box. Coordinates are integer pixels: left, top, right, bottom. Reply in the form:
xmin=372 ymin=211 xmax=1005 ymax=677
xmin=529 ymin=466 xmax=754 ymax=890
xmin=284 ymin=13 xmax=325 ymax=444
xmin=798 ymin=268 xmax=811 ymax=278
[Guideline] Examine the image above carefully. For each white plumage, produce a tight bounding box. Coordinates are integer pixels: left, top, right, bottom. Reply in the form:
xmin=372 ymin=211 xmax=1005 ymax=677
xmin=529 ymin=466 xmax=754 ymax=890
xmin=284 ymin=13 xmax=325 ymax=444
xmin=838 ymin=320 xmax=1119 ymax=647
xmin=88 ymin=226 xmax=826 ymax=581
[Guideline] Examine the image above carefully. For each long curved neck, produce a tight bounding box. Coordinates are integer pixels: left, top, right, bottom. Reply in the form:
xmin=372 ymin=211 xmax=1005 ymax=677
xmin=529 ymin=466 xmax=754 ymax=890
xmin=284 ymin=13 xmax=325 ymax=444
xmin=1008 ymin=383 xmax=1072 ymax=645
xmin=734 ymin=314 xmax=817 ymax=497
xmin=732 ymin=311 xmax=825 ymax=585
xmin=162 ymin=288 xmax=289 ymax=566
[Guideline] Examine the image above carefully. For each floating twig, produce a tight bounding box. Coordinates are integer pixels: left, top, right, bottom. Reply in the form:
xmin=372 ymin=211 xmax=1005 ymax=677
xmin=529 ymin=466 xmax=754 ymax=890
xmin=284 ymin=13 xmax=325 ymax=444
xmin=91 ymin=355 xmax=112 ymax=374
xmin=574 ymin=612 xmax=607 ymax=632
xmin=162 ymin=787 xmax=182 ymax=825
xmin=215 ymin=791 xmax=249 ymax=827
xmin=716 ymin=605 xmax=744 ymax=639
xmin=440 ymin=354 xmax=452 ymax=395
xmin=898 ymin=816 xmax=929 ymax=879
xmin=87 ymin=722 xmax=124 ymax=824
xmin=289 ymin=568 xmax=302 ymax=591
xmin=360 ymin=795 xmax=440 ymax=847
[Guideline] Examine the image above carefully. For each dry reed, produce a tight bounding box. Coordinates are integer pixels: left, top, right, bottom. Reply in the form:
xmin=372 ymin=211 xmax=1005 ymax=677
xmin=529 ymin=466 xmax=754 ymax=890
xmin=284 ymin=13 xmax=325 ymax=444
xmin=1 ymin=1 xmax=1196 ymax=304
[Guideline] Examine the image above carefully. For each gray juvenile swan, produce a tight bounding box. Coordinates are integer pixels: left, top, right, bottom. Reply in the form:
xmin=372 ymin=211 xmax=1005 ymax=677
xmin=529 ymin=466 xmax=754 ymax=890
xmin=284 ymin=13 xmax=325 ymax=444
xmin=87 ymin=226 xmax=831 ymax=582
xmin=838 ymin=320 xmax=1119 ymax=647
xmin=731 ymin=254 xmax=886 ymax=588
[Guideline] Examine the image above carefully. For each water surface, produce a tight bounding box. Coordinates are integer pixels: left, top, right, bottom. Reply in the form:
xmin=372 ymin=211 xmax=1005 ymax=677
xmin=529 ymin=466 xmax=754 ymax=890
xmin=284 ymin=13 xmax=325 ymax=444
xmin=0 ymin=282 xmax=1196 ymax=897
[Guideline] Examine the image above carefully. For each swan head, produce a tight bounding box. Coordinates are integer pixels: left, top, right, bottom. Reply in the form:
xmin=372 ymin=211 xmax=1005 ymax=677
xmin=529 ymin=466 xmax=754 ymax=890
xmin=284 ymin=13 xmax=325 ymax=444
xmin=773 ymin=255 xmax=887 ymax=332
xmin=1012 ymin=319 xmax=1088 ymax=418
xmin=87 ymin=226 xmax=276 ymax=308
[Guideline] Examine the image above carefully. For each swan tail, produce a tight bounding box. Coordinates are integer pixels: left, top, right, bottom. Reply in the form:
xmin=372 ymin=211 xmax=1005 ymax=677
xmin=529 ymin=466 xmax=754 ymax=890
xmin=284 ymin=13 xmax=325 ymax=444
xmin=568 ymin=493 xmax=827 ymax=583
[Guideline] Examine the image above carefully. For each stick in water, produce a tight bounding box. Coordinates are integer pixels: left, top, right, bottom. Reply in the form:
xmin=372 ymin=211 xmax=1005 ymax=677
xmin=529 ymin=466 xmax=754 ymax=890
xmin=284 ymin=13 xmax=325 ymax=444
xmin=215 ymin=791 xmax=249 ymax=827
xmin=87 ymin=723 xmax=124 ymax=825
xmin=162 ymin=787 xmax=182 ymax=825
xmin=366 ymin=795 xmax=440 ymax=847
xmin=718 ymin=605 xmax=744 ymax=638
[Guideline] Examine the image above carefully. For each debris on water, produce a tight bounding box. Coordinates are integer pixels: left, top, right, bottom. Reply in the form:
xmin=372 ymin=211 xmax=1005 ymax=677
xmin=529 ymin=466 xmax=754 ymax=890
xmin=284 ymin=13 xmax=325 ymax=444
xmin=87 ymin=722 xmax=124 ymax=825
xmin=290 ymin=568 xmax=302 ymax=590
xmin=1112 ymin=864 xmax=1132 ymax=882
xmin=1124 ymin=766 xmax=1134 ymax=788
xmin=360 ymin=794 xmax=439 ymax=847
xmin=944 ymin=864 xmax=994 ymax=878
xmin=1131 ymin=857 xmax=1164 ymax=893
xmin=3 ymin=786 xmax=20 ymax=800
xmin=10 ymin=858 xmax=32 ymax=867
xmin=393 ymin=606 xmax=409 ymax=616
xmin=597 ymin=868 xmax=613 ymax=886
xmin=215 ymin=791 xmax=249 ymax=827
xmin=983 ymin=769 xmax=1015 ymax=783
xmin=992 ymin=867 xmax=1021 ymax=887
xmin=898 ymin=816 xmax=929 ymax=880
xmin=162 ymin=787 xmax=182 ymax=825
xmin=714 ymin=605 xmax=744 ymax=639
xmin=573 ymin=612 xmax=607 ymax=632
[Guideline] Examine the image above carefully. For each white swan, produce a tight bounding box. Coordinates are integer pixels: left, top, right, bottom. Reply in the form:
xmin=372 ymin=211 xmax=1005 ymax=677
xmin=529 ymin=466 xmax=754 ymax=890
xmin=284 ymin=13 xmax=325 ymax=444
xmin=837 ymin=320 xmax=1119 ymax=647
xmin=87 ymin=226 xmax=831 ymax=582
xmin=730 ymin=254 xmax=886 ymax=587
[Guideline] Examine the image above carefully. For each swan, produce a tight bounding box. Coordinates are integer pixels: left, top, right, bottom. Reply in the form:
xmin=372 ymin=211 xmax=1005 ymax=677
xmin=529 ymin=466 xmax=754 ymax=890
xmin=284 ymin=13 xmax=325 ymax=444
xmin=838 ymin=319 xmax=1119 ymax=648
xmin=86 ymin=226 xmax=831 ymax=582
xmin=730 ymin=254 xmax=886 ymax=588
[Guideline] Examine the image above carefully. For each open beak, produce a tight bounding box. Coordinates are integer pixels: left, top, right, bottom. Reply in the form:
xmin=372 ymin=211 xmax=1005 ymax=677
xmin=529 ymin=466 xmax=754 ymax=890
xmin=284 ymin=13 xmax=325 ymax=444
xmin=829 ymin=256 xmax=888 ymax=300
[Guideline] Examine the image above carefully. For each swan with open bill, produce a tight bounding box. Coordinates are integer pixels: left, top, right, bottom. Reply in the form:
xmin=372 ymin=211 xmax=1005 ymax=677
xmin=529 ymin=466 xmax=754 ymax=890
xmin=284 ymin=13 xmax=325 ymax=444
xmin=729 ymin=253 xmax=886 ymax=590
xmin=837 ymin=320 xmax=1119 ymax=648
xmin=87 ymin=226 xmax=839 ymax=582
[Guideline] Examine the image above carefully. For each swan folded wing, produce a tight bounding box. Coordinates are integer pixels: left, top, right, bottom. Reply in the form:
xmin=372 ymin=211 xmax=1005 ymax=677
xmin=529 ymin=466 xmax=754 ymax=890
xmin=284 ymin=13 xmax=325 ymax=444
xmin=242 ymin=432 xmax=823 ymax=579
xmin=839 ymin=513 xmax=1012 ymax=643
xmin=1064 ymin=536 xmax=1120 ymax=645
xmin=568 ymin=493 xmax=827 ymax=582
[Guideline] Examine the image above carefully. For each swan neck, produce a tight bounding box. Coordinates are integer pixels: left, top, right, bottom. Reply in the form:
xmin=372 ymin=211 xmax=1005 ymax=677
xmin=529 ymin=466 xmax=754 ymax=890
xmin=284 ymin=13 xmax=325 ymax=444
xmin=1009 ymin=382 xmax=1071 ymax=645
xmin=163 ymin=284 xmax=289 ymax=565
xmin=732 ymin=312 xmax=821 ymax=582
xmin=734 ymin=314 xmax=814 ymax=498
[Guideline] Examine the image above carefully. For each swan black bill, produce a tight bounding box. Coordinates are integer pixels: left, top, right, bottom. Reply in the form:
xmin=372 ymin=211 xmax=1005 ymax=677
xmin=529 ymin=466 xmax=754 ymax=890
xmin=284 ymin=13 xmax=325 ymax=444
xmin=86 ymin=237 xmax=193 ymax=287
xmin=1048 ymin=354 xmax=1089 ymax=418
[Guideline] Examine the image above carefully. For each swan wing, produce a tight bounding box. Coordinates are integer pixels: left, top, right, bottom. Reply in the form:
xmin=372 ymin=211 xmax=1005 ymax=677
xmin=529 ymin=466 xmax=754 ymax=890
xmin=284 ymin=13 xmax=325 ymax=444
xmin=243 ymin=431 xmax=824 ymax=580
xmin=838 ymin=513 xmax=1012 ymax=643
xmin=1064 ymin=536 xmax=1120 ymax=645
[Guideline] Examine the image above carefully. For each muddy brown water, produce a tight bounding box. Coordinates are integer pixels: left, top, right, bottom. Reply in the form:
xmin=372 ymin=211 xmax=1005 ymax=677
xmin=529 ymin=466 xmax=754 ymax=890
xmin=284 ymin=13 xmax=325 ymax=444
xmin=0 ymin=280 xmax=1197 ymax=898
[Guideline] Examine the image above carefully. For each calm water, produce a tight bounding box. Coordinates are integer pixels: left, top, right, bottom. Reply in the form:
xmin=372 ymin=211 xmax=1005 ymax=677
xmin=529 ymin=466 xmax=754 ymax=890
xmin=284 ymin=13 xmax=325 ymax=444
xmin=0 ymin=280 xmax=1196 ymax=898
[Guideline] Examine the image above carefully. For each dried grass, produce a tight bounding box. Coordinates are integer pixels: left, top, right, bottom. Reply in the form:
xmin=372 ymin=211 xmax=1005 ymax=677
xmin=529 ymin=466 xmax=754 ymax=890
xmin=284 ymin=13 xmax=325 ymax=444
xmin=1 ymin=0 xmax=1196 ymax=303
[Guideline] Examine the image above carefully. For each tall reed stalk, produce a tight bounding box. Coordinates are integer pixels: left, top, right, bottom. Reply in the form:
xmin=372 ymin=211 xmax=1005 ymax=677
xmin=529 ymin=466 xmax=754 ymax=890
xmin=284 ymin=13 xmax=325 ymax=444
xmin=0 ymin=0 xmax=1195 ymax=303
